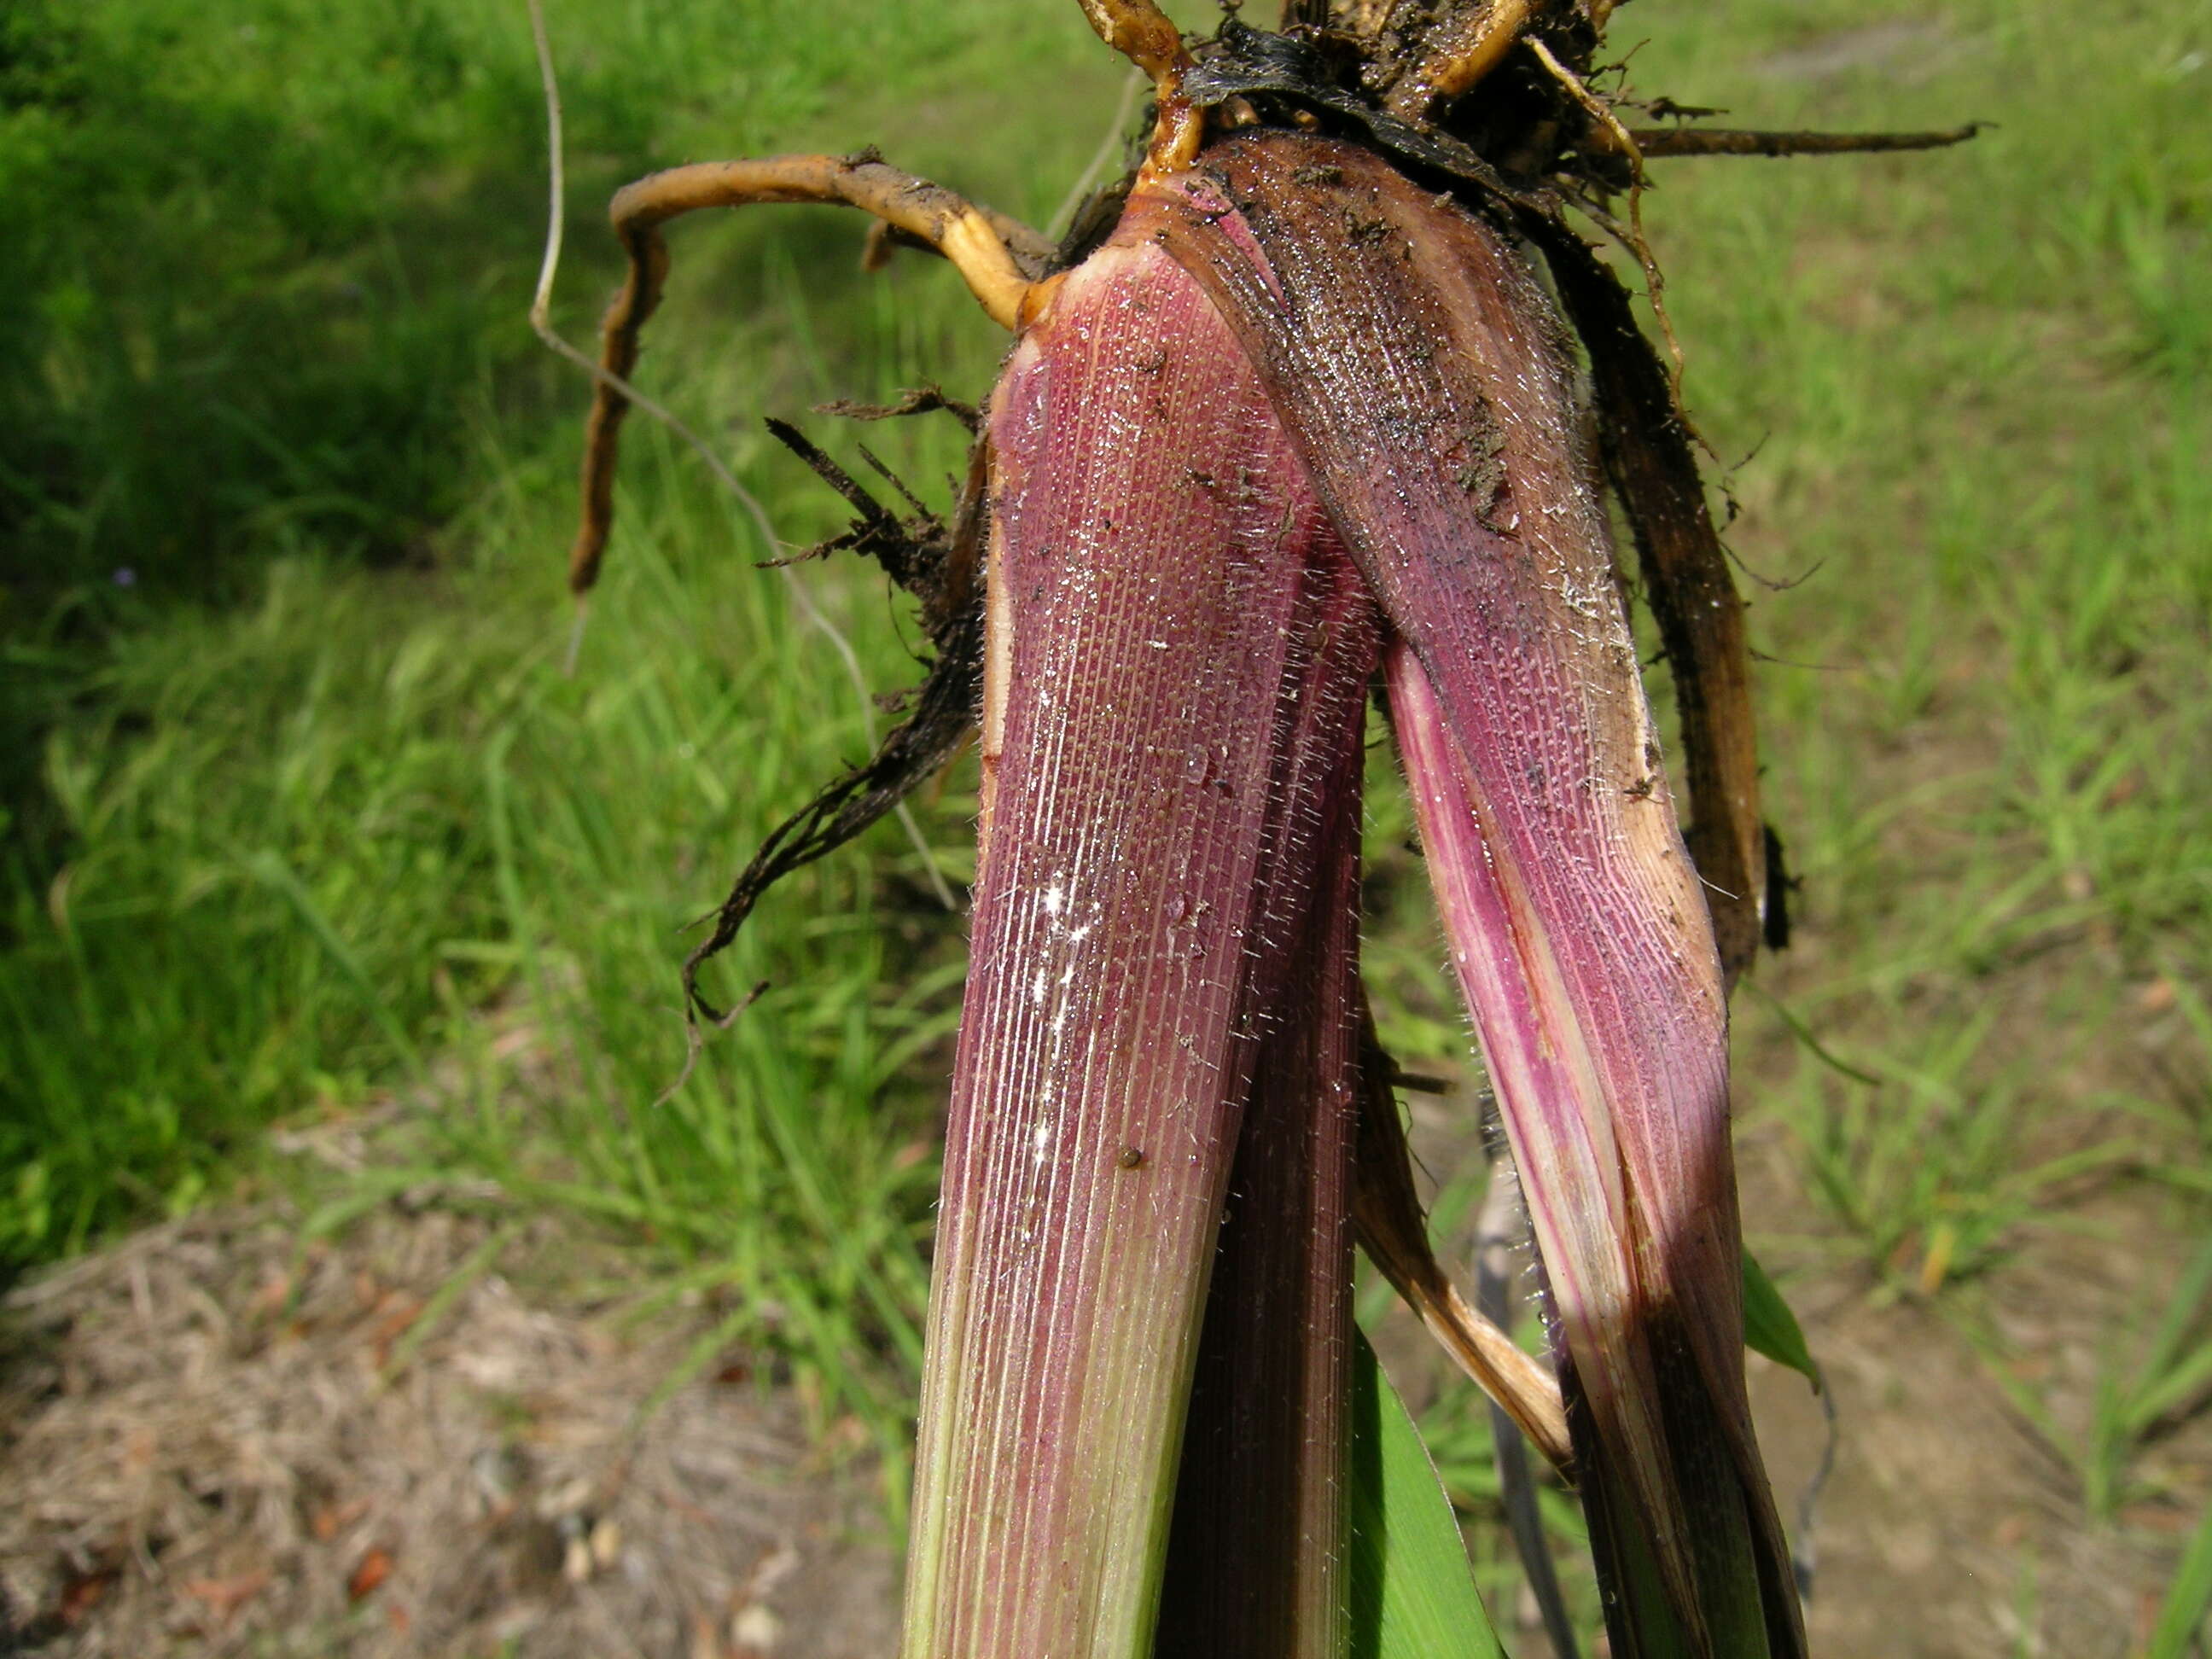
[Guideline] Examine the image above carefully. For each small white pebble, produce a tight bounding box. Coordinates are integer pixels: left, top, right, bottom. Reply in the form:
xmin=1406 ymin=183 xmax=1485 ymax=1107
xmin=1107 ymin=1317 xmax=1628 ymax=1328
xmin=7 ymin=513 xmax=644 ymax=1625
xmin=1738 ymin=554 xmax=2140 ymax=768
xmin=731 ymin=1603 xmax=784 ymax=1649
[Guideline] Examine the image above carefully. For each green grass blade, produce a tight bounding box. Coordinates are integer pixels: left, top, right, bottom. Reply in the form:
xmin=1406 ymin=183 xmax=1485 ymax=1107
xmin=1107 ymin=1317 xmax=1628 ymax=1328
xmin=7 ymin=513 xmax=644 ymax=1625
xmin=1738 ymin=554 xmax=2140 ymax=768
xmin=2146 ymin=1499 xmax=2212 ymax=1659
xmin=244 ymin=847 xmax=422 ymax=1073
xmin=1743 ymin=1251 xmax=1820 ymax=1391
xmin=1348 ymin=1329 xmax=1505 ymax=1659
xmin=375 ymin=1219 xmax=522 ymax=1384
xmin=2127 ymin=1242 xmax=2212 ymax=1426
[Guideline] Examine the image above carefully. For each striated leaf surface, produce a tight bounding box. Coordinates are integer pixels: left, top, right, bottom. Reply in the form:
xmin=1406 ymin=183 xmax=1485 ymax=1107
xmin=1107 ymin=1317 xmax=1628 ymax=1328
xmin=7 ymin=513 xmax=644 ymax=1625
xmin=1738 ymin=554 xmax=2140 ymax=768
xmin=901 ymin=218 xmax=1380 ymax=1659
xmin=1534 ymin=227 xmax=1770 ymax=984
xmin=1156 ymin=612 xmax=1371 ymax=1659
xmin=1133 ymin=131 xmax=1802 ymax=1656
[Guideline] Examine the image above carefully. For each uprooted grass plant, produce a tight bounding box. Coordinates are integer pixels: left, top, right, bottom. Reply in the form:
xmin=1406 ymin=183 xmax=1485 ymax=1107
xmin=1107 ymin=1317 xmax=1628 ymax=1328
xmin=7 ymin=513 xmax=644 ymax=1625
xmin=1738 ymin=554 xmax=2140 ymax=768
xmin=544 ymin=1 xmax=2210 ymax=1646
xmin=0 ymin=0 xmax=2206 ymax=1648
xmin=529 ymin=0 xmax=2065 ymax=1647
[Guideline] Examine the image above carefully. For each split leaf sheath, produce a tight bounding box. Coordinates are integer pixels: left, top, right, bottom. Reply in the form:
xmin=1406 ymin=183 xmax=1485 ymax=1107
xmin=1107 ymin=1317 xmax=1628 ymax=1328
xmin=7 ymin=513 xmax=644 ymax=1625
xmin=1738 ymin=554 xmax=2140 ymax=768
xmin=1133 ymin=132 xmax=1802 ymax=1657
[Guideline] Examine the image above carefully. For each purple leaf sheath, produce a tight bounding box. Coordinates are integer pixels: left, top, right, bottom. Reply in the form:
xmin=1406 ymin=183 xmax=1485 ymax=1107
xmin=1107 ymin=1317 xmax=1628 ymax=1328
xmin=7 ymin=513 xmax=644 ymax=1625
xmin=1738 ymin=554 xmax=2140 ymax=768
xmin=901 ymin=125 xmax=1802 ymax=1659
xmin=899 ymin=215 xmax=1380 ymax=1659
xmin=1134 ymin=133 xmax=1803 ymax=1657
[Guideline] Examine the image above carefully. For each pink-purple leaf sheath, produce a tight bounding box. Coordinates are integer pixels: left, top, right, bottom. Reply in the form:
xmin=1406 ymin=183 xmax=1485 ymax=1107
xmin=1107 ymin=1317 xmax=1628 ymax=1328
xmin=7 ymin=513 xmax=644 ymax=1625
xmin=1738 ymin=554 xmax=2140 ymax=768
xmin=1133 ymin=132 xmax=1804 ymax=1657
xmin=900 ymin=216 xmax=1381 ymax=1659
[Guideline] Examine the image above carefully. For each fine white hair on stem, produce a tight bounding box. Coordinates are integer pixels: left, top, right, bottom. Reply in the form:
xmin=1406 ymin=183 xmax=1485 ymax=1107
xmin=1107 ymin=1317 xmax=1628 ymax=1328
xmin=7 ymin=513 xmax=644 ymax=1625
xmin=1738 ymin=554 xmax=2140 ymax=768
xmin=524 ymin=0 xmax=957 ymax=913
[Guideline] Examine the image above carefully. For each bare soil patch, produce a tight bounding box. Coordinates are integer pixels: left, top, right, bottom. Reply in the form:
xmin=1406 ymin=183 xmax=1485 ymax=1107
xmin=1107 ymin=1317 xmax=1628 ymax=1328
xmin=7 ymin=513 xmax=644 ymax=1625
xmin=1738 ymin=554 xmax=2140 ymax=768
xmin=3 ymin=1109 xmax=2200 ymax=1658
xmin=0 ymin=1204 xmax=898 ymax=1658
xmin=1740 ymin=1174 xmax=2208 ymax=1659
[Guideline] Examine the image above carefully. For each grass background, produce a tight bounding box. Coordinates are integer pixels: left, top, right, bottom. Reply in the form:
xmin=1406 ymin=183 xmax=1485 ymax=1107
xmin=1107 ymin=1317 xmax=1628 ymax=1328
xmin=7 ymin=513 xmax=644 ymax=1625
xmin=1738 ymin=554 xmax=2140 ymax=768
xmin=1 ymin=0 xmax=2206 ymax=1643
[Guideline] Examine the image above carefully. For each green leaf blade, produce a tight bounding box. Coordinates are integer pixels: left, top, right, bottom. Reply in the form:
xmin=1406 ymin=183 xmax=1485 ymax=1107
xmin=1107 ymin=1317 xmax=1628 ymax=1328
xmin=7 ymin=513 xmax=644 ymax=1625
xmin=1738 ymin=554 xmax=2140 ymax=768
xmin=1743 ymin=1251 xmax=1820 ymax=1391
xmin=1348 ymin=1330 xmax=1507 ymax=1659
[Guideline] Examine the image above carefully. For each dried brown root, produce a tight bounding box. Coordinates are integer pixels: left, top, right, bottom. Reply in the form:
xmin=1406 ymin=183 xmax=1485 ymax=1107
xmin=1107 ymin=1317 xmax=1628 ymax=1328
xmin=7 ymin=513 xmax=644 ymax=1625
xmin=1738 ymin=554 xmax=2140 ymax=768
xmin=760 ymin=418 xmax=972 ymax=632
xmin=1631 ymin=122 xmax=1985 ymax=159
xmin=568 ymin=154 xmax=1048 ymax=597
xmin=679 ymin=620 xmax=982 ymax=1025
xmin=1353 ymin=1007 xmax=1574 ymax=1471
xmin=1529 ymin=32 xmax=1638 ymax=171
xmin=1382 ymin=0 xmax=1534 ymax=121
xmin=1525 ymin=34 xmax=1699 ymax=405
xmin=1075 ymin=0 xmax=1205 ymax=167
xmin=1552 ymin=178 xmax=1693 ymax=391
xmin=812 ymin=385 xmax=980 ymax=435
xmin=677 ymin=439 xmax=992 ymax=1025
